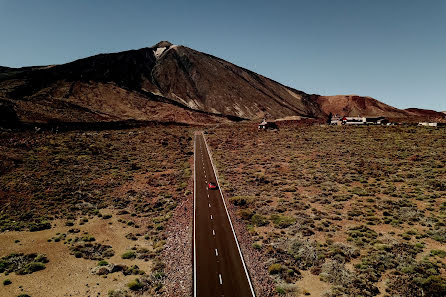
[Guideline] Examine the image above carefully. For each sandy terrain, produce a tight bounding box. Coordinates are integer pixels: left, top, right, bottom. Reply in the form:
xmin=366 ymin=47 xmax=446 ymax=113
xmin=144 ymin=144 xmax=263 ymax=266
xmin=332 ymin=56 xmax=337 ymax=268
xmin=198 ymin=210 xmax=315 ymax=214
xmin=0 ymin=209 xmax=153 ymax=297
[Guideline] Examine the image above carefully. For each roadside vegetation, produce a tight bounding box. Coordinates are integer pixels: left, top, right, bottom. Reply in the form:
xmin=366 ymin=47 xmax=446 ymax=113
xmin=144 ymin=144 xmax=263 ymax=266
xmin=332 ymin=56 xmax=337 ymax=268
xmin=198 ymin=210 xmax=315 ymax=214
xmin=0 ymin=126 xmax=193 ymax=296
xmin=207 ymin=124 xmax=446 ymax=297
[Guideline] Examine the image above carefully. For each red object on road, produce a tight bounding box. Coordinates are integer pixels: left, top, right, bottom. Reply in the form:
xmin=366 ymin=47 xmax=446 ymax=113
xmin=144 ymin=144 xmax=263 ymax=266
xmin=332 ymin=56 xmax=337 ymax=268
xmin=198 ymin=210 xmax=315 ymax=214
xmin=208 ymin=182 xmax=218 ymax=190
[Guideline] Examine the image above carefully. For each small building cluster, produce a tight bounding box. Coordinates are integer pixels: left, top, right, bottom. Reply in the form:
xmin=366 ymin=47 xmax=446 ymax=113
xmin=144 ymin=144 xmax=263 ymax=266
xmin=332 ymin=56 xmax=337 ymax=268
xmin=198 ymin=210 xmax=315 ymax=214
xmin=418 ymin=122 xmax=446 ymax=127
xmin=258 ymin=119 xmax=278 ymax=130
xmin=330 ymin=115 xmax=388 ymax=125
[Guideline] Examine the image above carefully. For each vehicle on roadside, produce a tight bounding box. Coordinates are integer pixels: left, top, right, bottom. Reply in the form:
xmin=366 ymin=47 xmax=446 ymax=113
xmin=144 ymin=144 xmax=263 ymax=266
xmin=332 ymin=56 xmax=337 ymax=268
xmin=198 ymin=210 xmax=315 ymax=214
xmin=208 ymin=182 xmax=218 ymax=190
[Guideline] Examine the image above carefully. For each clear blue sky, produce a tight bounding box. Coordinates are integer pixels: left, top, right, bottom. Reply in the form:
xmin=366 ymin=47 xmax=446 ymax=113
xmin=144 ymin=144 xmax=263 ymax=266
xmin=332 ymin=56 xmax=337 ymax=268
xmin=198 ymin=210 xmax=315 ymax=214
xmin=1 ymin=0 xmax=445 ymax=111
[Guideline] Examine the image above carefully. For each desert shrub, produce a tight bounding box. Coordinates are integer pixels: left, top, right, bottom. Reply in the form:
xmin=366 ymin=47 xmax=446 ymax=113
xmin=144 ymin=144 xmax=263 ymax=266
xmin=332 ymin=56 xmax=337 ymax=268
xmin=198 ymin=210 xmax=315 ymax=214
xmin=430 ymin=250 xmax=446 ymax=258
xmin=351 ymin=187 xmax=369 ymax=196
xmin=229 ymin=196 xmax=253 ymax=207
xmin=326 ymin=242 xmax=360 ymax=262
xmin=355 ymin=243 xmax=420 ymax=283
xmin=0 ymin=253 xmax=48 ymax=275
xmin=108 ymin=289 xmax=130 ymax=297
xmin=426 ymin=228 xmax=446 ymax=243
xmin=386 ymin=260 xmax=446 ymax=297
xmin=320 ymin=260 xmax=352 ymax=285
xmin=17 ymin=262 xmax=46 ymax=275
xmin=29 ymin=221 xmax=51 ymax=232
xmin=270 ymin=214 xmax=295 ymax=228
xmin=127 ymin=279 xmax=143 ymax=291
xmin=125 ymin=233 xmax=138 ymax=241
xmin=123 ymin=265 xmax=145 ymax=276
xmin=3 ymin=279 xmax=11 ymax=285
xmin=276 ymin=286 xmax=285 ymax=295
xmin=69 ymin=243 xmax=114 ymax=260
xmin=289 ymin=238 xmax=323 ymax=269
xmin=125 ymin=272 xmax=165 ymax=294
xmin=251 ymin=214 xmax=268 ymax=226
xmin=347 ymin=225 xmax=378 ymax=246
xmin=268 ymin=263 xmax=282 ymax=275
xmin=418 ymin=275 xmax=446 ymax=296
xmin=429 ymin=180 xmax=446 ymax=191
xmin=238 ymin=209 xmax=253 ymax=221
xmin=98 ymin=260 xmax=109 ymax=266
xmin=121 ymin=251 xmax=136 ymax=259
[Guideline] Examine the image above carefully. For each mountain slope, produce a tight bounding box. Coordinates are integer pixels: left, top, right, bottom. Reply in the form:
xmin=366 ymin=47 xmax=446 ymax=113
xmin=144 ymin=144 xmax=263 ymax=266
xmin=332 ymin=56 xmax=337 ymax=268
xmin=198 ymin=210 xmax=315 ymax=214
xmin=0 ymin=41 xmax=444 ymax=125
xmin=0 ymin=41 xmax=323 ymax=125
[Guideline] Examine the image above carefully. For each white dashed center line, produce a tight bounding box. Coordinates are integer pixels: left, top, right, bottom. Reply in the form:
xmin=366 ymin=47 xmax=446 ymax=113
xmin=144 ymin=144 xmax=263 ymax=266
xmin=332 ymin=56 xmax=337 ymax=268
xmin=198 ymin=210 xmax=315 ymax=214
xmin=210 ymin=215 xmax=213 ymax=220
xmin=209 ymin=203 xmax=211 ymax=208
xmin=219 ymin=274 xmax=223 ymax=285
xmin=215 ymin=249 xmax=218 ymax=256
xmin=212 ymin=229 xmax=215 ymax=236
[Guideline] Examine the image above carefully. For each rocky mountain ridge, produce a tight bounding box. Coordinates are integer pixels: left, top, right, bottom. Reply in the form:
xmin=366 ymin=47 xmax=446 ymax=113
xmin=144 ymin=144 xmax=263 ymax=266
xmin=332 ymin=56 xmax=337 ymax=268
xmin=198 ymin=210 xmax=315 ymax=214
xmin=0 ymin=41 xmax=444 ymax=126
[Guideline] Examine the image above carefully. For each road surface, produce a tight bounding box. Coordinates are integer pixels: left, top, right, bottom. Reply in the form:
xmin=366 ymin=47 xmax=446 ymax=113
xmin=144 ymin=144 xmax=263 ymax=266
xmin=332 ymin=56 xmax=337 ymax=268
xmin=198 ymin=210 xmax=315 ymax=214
xmin=194 ymin=132 xmax=255 ymax=297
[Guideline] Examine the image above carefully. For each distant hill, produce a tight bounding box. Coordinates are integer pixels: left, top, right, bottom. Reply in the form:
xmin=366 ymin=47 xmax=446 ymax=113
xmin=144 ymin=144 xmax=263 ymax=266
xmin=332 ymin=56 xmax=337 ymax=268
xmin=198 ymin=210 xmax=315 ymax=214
xmin=316 ymin=95 xmax=407 ymax=118
xmin=0 ymin=41 xmax=444 ymax=126
xmin=316 ymin=95 xmax=446 ymax=122
xmin=404 ymin=108 xmax=446 ymax=122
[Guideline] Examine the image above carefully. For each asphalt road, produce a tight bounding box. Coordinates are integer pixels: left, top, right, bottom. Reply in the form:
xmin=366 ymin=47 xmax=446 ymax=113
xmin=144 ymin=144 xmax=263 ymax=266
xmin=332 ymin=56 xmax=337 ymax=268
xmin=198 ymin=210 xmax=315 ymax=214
xmin=194 ymin=133 xmax=255 ymax=297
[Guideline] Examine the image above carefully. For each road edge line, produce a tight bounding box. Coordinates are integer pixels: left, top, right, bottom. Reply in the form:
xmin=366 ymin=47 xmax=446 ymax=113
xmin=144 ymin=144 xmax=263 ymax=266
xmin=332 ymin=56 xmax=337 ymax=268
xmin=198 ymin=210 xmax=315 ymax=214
xmin=202 ymin=133 xmax=257 ymax=297
xmin=193 ymin=134 xmax=197 ymax=297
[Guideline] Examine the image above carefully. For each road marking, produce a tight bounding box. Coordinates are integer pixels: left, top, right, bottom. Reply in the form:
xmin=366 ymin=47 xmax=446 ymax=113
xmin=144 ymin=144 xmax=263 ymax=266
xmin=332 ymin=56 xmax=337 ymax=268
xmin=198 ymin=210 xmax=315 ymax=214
xmin=215 ymin=248 xmax=218 ymax=256
xmin=209 ymin=203 xmax=211 ymax=207
xmin=219 ymin=274 xmax=223 ymax=285
xmin=213 ymin=229 xmax=215 ymax=236
xmin=210 ymin=215 xmax=213 ymax=220
xmin=207 ymin=193 xmax=210 ymax=198
xmin=202 ymin=133 xmax=256 ymax=297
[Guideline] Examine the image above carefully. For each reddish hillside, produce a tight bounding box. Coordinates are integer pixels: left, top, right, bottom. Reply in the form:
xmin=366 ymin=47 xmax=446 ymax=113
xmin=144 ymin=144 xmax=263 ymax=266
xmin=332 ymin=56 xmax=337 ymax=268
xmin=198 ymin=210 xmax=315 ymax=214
xmin=316 ymin=95 xmax=446 ymax=121
xmin=316 ymin=95 xmax=409 ymax=118
xmin=404 ymin=108 xmax=446 ymax=122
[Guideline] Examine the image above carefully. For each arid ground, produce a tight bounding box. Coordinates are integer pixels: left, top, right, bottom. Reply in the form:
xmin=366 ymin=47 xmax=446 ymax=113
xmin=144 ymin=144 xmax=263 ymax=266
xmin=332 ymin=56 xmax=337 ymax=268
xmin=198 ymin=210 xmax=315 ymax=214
xmin=0 ymin=126 xmax=194 ymax=297
xmin=207 ymin=124 xmax=446 ymax=297
xmin=1 ymin=123 xmax=445 ymax=297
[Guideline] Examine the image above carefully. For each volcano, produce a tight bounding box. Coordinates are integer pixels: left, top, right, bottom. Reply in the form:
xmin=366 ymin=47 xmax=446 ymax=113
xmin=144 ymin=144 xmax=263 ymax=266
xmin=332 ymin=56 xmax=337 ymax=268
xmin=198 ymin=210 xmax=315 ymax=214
xmin=0 ymin=41 xmax=444 ymax=126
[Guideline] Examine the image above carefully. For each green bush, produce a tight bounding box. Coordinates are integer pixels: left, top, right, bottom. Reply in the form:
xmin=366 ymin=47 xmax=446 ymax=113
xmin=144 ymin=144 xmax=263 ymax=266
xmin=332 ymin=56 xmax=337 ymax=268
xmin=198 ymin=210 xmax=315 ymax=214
xmin=0 ymin=253 xmax=48 ymax=275
xmin=98 ymin=260 xmax=109 ymax=266
xmin=270 ymin=214 xmax=295 ymax=228
xmin=127 ymin=279 xmax=143 ymax=291
xmin=121 ymin=251 xmax=136 ymax=259
xmin=430 ymin=250 xmax=446 ymax=258
xmin=268 ymin=263 xmax=282 ymax=275
xmin=229 ymin=196 xmax=253 ymax=207
xmin=29 ymin=221 xmax=51 ymax=232
xmin=251 ymin=214 xmax=268 ymax=226
xmin=17 ymin=262 xmax=46 ymax=275
xmin=276 ymin=287 xmax=286 ymax=295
